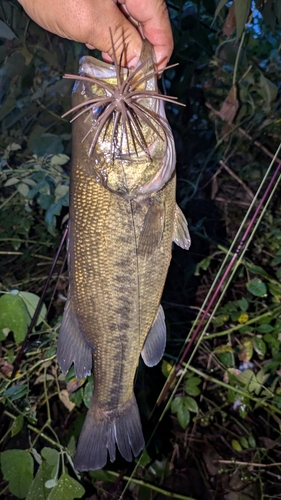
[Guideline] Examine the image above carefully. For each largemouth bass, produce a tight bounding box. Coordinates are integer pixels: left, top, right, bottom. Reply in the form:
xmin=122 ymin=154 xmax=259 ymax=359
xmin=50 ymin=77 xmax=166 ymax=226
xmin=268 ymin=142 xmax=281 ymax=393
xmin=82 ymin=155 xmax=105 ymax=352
xmin=57 ymin=39 xmax=191 ymax=471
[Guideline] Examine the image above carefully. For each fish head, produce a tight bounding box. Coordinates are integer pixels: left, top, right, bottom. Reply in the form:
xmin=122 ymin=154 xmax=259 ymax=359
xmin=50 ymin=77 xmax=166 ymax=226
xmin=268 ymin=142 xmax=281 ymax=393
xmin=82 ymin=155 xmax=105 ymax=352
xmin=69 ymin=39 xmax=176 ymax=198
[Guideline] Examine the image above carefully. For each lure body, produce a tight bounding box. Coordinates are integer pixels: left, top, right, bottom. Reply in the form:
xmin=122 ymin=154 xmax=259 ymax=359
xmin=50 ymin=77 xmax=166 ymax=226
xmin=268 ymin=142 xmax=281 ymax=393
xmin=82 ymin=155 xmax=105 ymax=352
xmin=57 ymin=40 xmax=190 ymax=471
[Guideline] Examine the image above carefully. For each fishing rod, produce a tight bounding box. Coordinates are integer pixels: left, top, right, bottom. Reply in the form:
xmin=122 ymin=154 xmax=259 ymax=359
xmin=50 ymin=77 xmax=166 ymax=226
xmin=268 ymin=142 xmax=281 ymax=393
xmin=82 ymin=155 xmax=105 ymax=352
xmin=11 ymin=226 xmax=68 ymax=379
xmin=157 ymin=159 xmax=281 ymax=405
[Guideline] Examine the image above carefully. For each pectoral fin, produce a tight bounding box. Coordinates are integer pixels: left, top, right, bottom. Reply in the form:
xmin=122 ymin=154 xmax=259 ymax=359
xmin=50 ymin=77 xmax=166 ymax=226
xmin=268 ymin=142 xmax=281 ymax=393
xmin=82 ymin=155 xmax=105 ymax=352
xmin=138 ymin=199 xmax=165 ymax=257
xmin=173 ymin=204 xmax=191 ymax=250
xmin=141 ymin=305 xmax=166 ymax=367
xmin=57 ymin=298 xmax=93 ymax=379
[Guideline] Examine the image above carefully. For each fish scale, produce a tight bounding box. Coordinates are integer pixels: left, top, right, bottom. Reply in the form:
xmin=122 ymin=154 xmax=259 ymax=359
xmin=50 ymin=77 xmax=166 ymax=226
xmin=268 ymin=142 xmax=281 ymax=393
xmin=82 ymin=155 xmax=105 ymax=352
xmin=70 ymin=156 xmax=174 ymax=405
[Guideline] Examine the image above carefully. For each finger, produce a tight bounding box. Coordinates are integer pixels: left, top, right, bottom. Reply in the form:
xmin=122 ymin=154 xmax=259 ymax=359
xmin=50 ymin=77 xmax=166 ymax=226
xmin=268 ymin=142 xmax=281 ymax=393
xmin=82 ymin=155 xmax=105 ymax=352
xmin=82 ymin=2 xmax=144 ymax=68
xmin=120 ymin=0 xmax=174 ymax=70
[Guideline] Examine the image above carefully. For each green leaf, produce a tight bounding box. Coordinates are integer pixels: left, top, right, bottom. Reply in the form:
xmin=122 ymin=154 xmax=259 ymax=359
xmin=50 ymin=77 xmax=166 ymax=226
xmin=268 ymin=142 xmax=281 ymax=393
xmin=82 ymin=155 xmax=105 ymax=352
xmin=148 ymin=458 xmax=169 ymax=478
xmin=83 ymin=376 xmax=93 ymax=409
xmin=256 ymin=368 xmax=270 ymax=386
xmin=4 ymin=177 xmax=20 ymax=187
xmin=236 ymin=369 xmax=266 ymax=395
xmin=260 ymin=0 xmax=276 ymax=31
xmin=171 ymin=397 xmax=191 ymax=429
xmin=137 ymin=448 xmax=151 ymax=468
xmin=185 ymin=385 xmax=201 ymax=396
xmin=38 ymin=194 xmax=55 ymax=210
xmin=246 ymin=263 xmax=269 ymax=278
xmin=272 ymin=256 xmax=281 ymax=266
xmin=17 ymin=183 xmax=30 ymax=197
xmin=54 ymin=184 xmax=69 ymax=203
xmin=231 ymin=439 xmax=242 ymax=452
xmin=41 ymin=448 xmax=60 ymax=490
xmin=161 ymin=360 xmax=173 ymax=378
xmin=246 ymin=278 xmax=267 ymax=297
xmin=218 ymin=352 xmax=234 ymax=368
xmin=214 ymin=0 xmax=228 ymax=19
xmin=185 ymin=375 xmax=201 ymax=396
xmin=0 ymin=292 xmax=28 ymax=342
xmin=171 ymin=397 xmax=182 ymax=414
xmin=44 ymin=193 xmax=68 ymax=235
xmin=259 ymin=74 xmax=278 ymax=112
xmin=234 ymin=0 xmax=251 ymax=39
xmin=253 ymin=336 xmax=266 ymax=358
xmin=213 ymin=314 xmax=229 ymax=326
xmin=214 ymin=344 xmax=234 ymax=354
xmin=7 ymin=143 xmax=22 ymax=153
xmin=50 ymin=154 xmax=70 ymax=166
xmin=248 ymin=435 xmax=256 ymax=448
xmin=1 ymin=450 xmax=34 ymax=498
xmin=199 ymin=257 xmax=211 ymax=271
xmin=256 ymin=324 xmax=273 ymax=333
xmin=0 ymin=97 xmax=16 ymax=121
xmin=47 ymin=473 xmax=85 ymax=500
xmin=11 ymin=415 xmax=24 ymax=437
xmin=19 ymin=291 xmax=47 ymax=326
xmin=239 ymin=338 xmax=253 ymax=362
xmin=185 ymin=375 xmax=201 ymax=385
xmin=27 ymin=180 xmax=50 ymax=200
xmin=3 ymin=384 xmax=28 ymax=401
xmin=69 ymin=387 xmax=84 ymax=407
xmin=240 ymin=437 xmax=249 ymax=449
xmin=66 ymin=436 xmax=76 ymax=456
xmin=0 ymin=20 xmax=17 ymax=40
xmin=196 ymin=256 xmax=210 ymax=274
xmin=26 ymin=461 xmax=54 ymax=500
xmin=268 ymin=282 xmax=281 ymax=299
xmin=177 ymin=404 xmax=190 ymax=429
xmin=238 ymin=297 xmax=249 ymax=312
xmin=184 ymin=396 xmax=198 ymax=413
xmin=41 ymin=448 xmax=60 ymax=467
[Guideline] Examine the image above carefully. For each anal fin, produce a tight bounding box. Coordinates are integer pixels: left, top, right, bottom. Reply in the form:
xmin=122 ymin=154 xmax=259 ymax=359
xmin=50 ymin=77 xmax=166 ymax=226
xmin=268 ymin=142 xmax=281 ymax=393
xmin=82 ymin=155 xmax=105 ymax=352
xmin=138 ymin=198 xmax=165 ymax=257
xmin=57 ymin=299 xmax=92 ymax=379
xmin=173 ymin=204 xmax=191 ymax=250
xmin=141 ymin=305 xmax=166 ymax=367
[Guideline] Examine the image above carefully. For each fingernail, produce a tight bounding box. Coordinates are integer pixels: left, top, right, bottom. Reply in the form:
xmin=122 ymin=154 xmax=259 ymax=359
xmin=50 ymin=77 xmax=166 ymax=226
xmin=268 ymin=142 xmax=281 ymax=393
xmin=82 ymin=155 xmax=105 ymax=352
xmin=127 ymin=55 xmax=139 ymax=69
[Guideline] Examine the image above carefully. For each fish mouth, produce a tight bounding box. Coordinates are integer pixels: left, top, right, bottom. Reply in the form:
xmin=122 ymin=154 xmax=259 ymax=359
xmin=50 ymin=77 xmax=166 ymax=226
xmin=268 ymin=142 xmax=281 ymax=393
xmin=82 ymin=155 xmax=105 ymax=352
xmin=62 ymin=36 xmax=183 ymax=160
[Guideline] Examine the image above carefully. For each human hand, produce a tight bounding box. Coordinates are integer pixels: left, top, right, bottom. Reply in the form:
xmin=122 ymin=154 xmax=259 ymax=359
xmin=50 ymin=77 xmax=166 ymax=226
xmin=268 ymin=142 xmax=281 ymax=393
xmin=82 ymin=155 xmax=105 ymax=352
xmin=18 ymin=0 xmax=173 ymax=70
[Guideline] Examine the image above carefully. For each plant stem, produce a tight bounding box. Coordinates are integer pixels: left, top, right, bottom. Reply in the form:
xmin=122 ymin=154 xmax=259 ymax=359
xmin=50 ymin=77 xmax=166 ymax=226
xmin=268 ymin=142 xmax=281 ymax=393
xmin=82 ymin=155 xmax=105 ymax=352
xmin=217 ymin=459 xmax=281 ymax=467
xmin=0 ymin=251 xmax=59 ymax=261
xmin=0 ymin=190 xmax=17 ymax=209
xmin=205 ymin=305 xmax=281 ymax=339
xmin=107 ymin=471 xmax=196 ymax=500
xmin=4 ymin=411 xmax=62 ymax=449
xmin=0 ymin=237 xmax=51 ymax=246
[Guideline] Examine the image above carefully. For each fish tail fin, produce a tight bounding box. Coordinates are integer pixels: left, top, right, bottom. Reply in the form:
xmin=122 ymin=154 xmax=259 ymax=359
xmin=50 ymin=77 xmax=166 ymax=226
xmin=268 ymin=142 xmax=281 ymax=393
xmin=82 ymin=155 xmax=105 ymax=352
xmin=74 ymin=395 xmax=145 ymax=471
xmin=57 ymin=299 xmax=92 ymax=379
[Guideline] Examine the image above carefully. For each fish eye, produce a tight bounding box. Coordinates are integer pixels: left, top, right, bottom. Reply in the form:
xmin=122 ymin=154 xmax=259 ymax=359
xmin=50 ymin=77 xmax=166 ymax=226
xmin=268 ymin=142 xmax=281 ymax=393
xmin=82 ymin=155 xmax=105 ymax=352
xmin=92 ymin=104 xmax=105 ymax=120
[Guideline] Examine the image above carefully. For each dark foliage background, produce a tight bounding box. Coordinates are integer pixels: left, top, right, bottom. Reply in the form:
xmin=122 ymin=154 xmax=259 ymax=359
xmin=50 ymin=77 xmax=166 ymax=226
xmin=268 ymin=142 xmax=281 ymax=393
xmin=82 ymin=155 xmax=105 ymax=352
xmin=1 ymin=1 xmax=281 ymax=498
